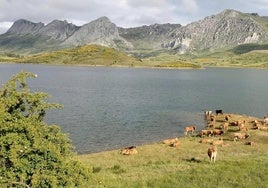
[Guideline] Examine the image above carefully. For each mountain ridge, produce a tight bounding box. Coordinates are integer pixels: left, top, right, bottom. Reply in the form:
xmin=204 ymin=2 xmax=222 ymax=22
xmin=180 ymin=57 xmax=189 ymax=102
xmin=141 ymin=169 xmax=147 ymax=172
xmin=1 ymin=9 xmax=268 ymax=54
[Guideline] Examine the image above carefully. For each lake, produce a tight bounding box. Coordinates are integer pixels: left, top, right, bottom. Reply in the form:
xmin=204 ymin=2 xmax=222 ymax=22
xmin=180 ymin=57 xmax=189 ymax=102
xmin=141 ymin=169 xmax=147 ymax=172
xmin=0 ymin=63 xmax=268 ymax=154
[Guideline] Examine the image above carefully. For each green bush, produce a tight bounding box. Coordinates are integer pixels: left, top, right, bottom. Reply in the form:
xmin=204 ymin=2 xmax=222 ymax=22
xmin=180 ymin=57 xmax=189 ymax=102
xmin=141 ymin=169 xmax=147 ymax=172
xmin=0 ymin=71 xmax=91 ymax=187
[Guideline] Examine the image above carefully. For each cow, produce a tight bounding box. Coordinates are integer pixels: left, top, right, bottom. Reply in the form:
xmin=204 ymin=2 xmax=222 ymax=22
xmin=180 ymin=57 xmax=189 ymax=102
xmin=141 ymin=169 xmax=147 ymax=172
xmin=233 ymin=133 xmax=250 ymax=141
xmin=205 ymin=111 xmax=213 ymax=116
xmin=163 ymin=138 xmax=181 ymax=147
xmin=220 ymin=122 xmax=229 ymax=133
xmin=208 ymin=146 xmax=217 ymax=163
xmin=199 ymin=138 xmax=213 ymax=144
xmin=215 ymin=110 xmax=223 ymax=115
xmin=225 ymin=114 xmax=231 ymax=122
xmin=184 ymin=125 xmax=197 ymax=136
xmin=163 ymin=138 xmax=178 ymax=145
xmin=120 ymin=146 xmax=138 ymax=155
xmin=198 ymin=130 xmax=213 ymax=137
xmin=212 ymin=129 xmax=224 ymax=136
xmin=257 ymin=125 xmax=268 ymax=131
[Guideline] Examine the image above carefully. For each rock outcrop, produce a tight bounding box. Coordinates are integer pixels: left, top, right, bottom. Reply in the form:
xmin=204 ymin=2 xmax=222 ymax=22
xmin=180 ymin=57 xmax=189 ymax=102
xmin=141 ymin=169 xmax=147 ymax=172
xmin=38 ymin=20 xmax=79 ymax=41
xmin=164 ymin=9 xmax=268 ymax=53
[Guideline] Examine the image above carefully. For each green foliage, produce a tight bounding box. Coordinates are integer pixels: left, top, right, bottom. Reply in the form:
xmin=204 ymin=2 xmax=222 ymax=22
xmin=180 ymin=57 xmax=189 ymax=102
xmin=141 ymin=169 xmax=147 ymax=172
xmin=231 ymin=43 xmax=268 ymax=54
xmin=0 ymin=71 xmax=91 ymax=187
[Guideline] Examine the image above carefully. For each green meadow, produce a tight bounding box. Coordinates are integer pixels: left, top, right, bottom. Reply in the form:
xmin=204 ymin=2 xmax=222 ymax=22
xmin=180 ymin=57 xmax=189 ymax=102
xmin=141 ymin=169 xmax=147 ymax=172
xmin=77 ymin=114 xmax=268 ymax=188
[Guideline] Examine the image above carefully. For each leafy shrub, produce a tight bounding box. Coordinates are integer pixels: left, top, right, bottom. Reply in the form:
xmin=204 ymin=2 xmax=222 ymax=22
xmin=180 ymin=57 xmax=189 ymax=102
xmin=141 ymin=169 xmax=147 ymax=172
xmin=0 ymin=71 xmax=91 ymax=187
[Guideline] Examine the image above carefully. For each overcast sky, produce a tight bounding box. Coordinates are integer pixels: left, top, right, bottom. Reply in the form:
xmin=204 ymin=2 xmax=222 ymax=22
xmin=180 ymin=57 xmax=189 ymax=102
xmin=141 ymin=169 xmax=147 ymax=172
xmin=0 ymin=0 xmax=268 ymax=34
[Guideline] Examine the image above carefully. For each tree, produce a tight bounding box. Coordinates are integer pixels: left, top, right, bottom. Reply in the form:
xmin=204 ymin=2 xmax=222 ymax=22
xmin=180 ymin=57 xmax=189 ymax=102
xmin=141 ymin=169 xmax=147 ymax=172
xmin=0 ymin=71 xmax=91 ymax=187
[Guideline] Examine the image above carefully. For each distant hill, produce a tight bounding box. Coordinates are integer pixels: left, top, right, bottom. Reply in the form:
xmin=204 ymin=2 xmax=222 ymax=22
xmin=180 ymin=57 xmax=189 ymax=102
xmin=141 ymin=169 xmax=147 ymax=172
xmin=16 ymin=44 xmax=141 ymax=66
xmin=0 ymin=9 xmax=268 ymax=56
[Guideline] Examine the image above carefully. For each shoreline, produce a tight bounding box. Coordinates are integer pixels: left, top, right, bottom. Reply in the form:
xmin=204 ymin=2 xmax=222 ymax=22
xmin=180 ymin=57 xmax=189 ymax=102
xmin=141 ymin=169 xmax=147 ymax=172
xmin=2 ymin=61 xmax=268 ymax=70
xmin=78 ymin=113 xmax=264 ymax=156
xmin=0 ymin=61 xmax=202 ymax=70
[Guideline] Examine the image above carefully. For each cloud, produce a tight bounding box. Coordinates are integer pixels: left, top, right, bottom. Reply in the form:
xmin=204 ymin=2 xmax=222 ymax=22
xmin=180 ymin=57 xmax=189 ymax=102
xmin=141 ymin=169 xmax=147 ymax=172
xmin=0 ymin=22 xmax=12 ymax=34
xmin=0 ymin=0 xmax=267 ymax=34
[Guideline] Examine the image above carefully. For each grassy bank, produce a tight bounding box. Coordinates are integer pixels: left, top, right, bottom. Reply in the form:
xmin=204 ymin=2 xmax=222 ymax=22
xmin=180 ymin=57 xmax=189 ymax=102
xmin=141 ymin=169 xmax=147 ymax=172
xmin=77 ymin=113 xmax=268 ymax=187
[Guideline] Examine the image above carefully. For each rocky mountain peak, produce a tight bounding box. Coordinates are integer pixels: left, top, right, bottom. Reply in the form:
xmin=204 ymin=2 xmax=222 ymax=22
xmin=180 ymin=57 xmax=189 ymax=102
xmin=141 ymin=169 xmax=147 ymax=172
xmin=7 ymin=19 xmax=44 ymax=35
xmin=164 ymin=9 xmax=268 ymax=53
xmin=63 ymin=16 xmax=132 ymax=49
xmin=38 ymin=19 xmax=79 ymax=41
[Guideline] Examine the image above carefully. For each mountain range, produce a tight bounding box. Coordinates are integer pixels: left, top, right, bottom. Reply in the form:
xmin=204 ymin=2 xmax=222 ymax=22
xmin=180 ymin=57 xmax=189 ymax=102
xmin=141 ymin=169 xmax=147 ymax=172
xmin=0 ymin=9 xmax=268 ymax=55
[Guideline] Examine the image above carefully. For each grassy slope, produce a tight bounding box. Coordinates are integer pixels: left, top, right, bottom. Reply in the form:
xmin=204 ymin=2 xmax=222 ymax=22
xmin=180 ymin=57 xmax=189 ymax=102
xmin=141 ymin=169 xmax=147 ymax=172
xmin=77 ymin=113 xmax=268 ymax=188
xmin=15 ymin=44 xmax=141 ymax=67
xmin=192 ymin=43 xmax=268 ymax=68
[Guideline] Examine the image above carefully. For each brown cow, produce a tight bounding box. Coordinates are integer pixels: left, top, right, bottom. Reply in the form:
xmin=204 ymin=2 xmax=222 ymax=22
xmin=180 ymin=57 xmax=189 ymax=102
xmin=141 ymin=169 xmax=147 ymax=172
xmin=184 ymin=125 xmax=197 ymax=136
xmin=120 ymin=146 xmax=138 ymax=155
xmin=199 ymin=130 xmax=213 ymax=137
xmin=163 ymin=138 xmax=179 ymax=145
xmin=233 ymin=133 xmax=250 ymax=141
xmin=199 ymin=138 xmax=213 ymax=144
xmin=208 ymin=146 xmax=217 ymax=162
xmin=212 ymin=129 xmax=224 ymax=136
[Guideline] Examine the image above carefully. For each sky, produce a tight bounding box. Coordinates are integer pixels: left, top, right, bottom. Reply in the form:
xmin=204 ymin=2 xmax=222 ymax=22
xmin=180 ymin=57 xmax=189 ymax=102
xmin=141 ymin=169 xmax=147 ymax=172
xmin=0 ymin=0 xmax=268 ymax=34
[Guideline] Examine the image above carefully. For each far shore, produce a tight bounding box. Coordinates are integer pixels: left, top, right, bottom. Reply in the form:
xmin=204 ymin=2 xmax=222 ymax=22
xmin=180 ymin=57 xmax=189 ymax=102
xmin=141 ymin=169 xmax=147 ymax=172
xmin=2 ymin=61 xmax=268 ymax=70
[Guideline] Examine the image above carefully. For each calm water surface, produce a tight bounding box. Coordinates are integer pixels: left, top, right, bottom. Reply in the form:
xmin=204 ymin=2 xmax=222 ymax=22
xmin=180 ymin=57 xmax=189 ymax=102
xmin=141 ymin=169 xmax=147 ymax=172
xmin=0 ymin=64 xmax=267 ymax=153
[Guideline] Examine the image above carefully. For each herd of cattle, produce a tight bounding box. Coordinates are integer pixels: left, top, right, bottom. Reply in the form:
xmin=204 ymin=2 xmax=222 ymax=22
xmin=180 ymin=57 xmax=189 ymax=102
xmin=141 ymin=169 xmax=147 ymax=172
xmin=120 ymin=110 xmax=267 ymax=162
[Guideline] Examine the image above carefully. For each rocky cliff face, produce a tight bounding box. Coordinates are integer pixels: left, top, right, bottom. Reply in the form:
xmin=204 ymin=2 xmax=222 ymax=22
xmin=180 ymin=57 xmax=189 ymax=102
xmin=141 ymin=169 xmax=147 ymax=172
xmin=118 ymin=23 xmax=181 ymax=50
xmin=38 ymin=20 xmax=79 ymax=41
xmin=63 ymin=16 xmax=132 ymax=49
xmin=7 ymin=19 xmax=79 ymax=41
xmin=7 ymin=19 xmax=44 ymax=35
xmin=164 ymin=9 xmax=268 ymax=53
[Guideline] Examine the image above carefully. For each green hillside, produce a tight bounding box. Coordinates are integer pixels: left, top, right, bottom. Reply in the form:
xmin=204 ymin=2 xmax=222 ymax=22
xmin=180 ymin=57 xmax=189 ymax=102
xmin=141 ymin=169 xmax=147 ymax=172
xmin=15 ymin=44 xmax=141 ymax=66
xmin=0 ymin=44 xmax=201 ymax=68
xmin=192 ymin=43 xmax=268 ymax=68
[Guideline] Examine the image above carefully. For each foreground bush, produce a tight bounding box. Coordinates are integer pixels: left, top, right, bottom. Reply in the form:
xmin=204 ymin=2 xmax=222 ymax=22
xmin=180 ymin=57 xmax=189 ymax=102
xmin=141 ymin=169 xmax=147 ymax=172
xmin=0 ymin=71 xmax=91 ymax=187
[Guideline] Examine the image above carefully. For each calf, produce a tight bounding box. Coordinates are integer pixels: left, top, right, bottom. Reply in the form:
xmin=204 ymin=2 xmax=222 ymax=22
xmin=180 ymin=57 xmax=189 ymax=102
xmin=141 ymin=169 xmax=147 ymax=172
xmin=208 ymin=146 xmax=217 ymax=163
xmin=184 ymin=125 xmax=197 ymax=136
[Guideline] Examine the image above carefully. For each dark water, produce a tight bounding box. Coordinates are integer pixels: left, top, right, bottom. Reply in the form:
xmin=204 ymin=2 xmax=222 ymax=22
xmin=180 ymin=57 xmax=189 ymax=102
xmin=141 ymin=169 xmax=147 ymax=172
xmin=1 ymin=63 xmax=268 ymax=153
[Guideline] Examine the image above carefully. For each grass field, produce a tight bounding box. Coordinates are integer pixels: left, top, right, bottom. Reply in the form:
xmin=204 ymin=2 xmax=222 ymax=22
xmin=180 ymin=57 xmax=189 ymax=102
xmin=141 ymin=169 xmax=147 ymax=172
xmin=76 ymin=113 xmax=268 ymax=188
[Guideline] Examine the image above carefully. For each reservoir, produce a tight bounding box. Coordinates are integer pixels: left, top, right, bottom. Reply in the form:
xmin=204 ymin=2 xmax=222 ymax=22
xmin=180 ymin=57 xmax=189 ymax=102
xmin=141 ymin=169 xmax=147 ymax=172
xmin=0 ymin=63 xmax=267 ymax=153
